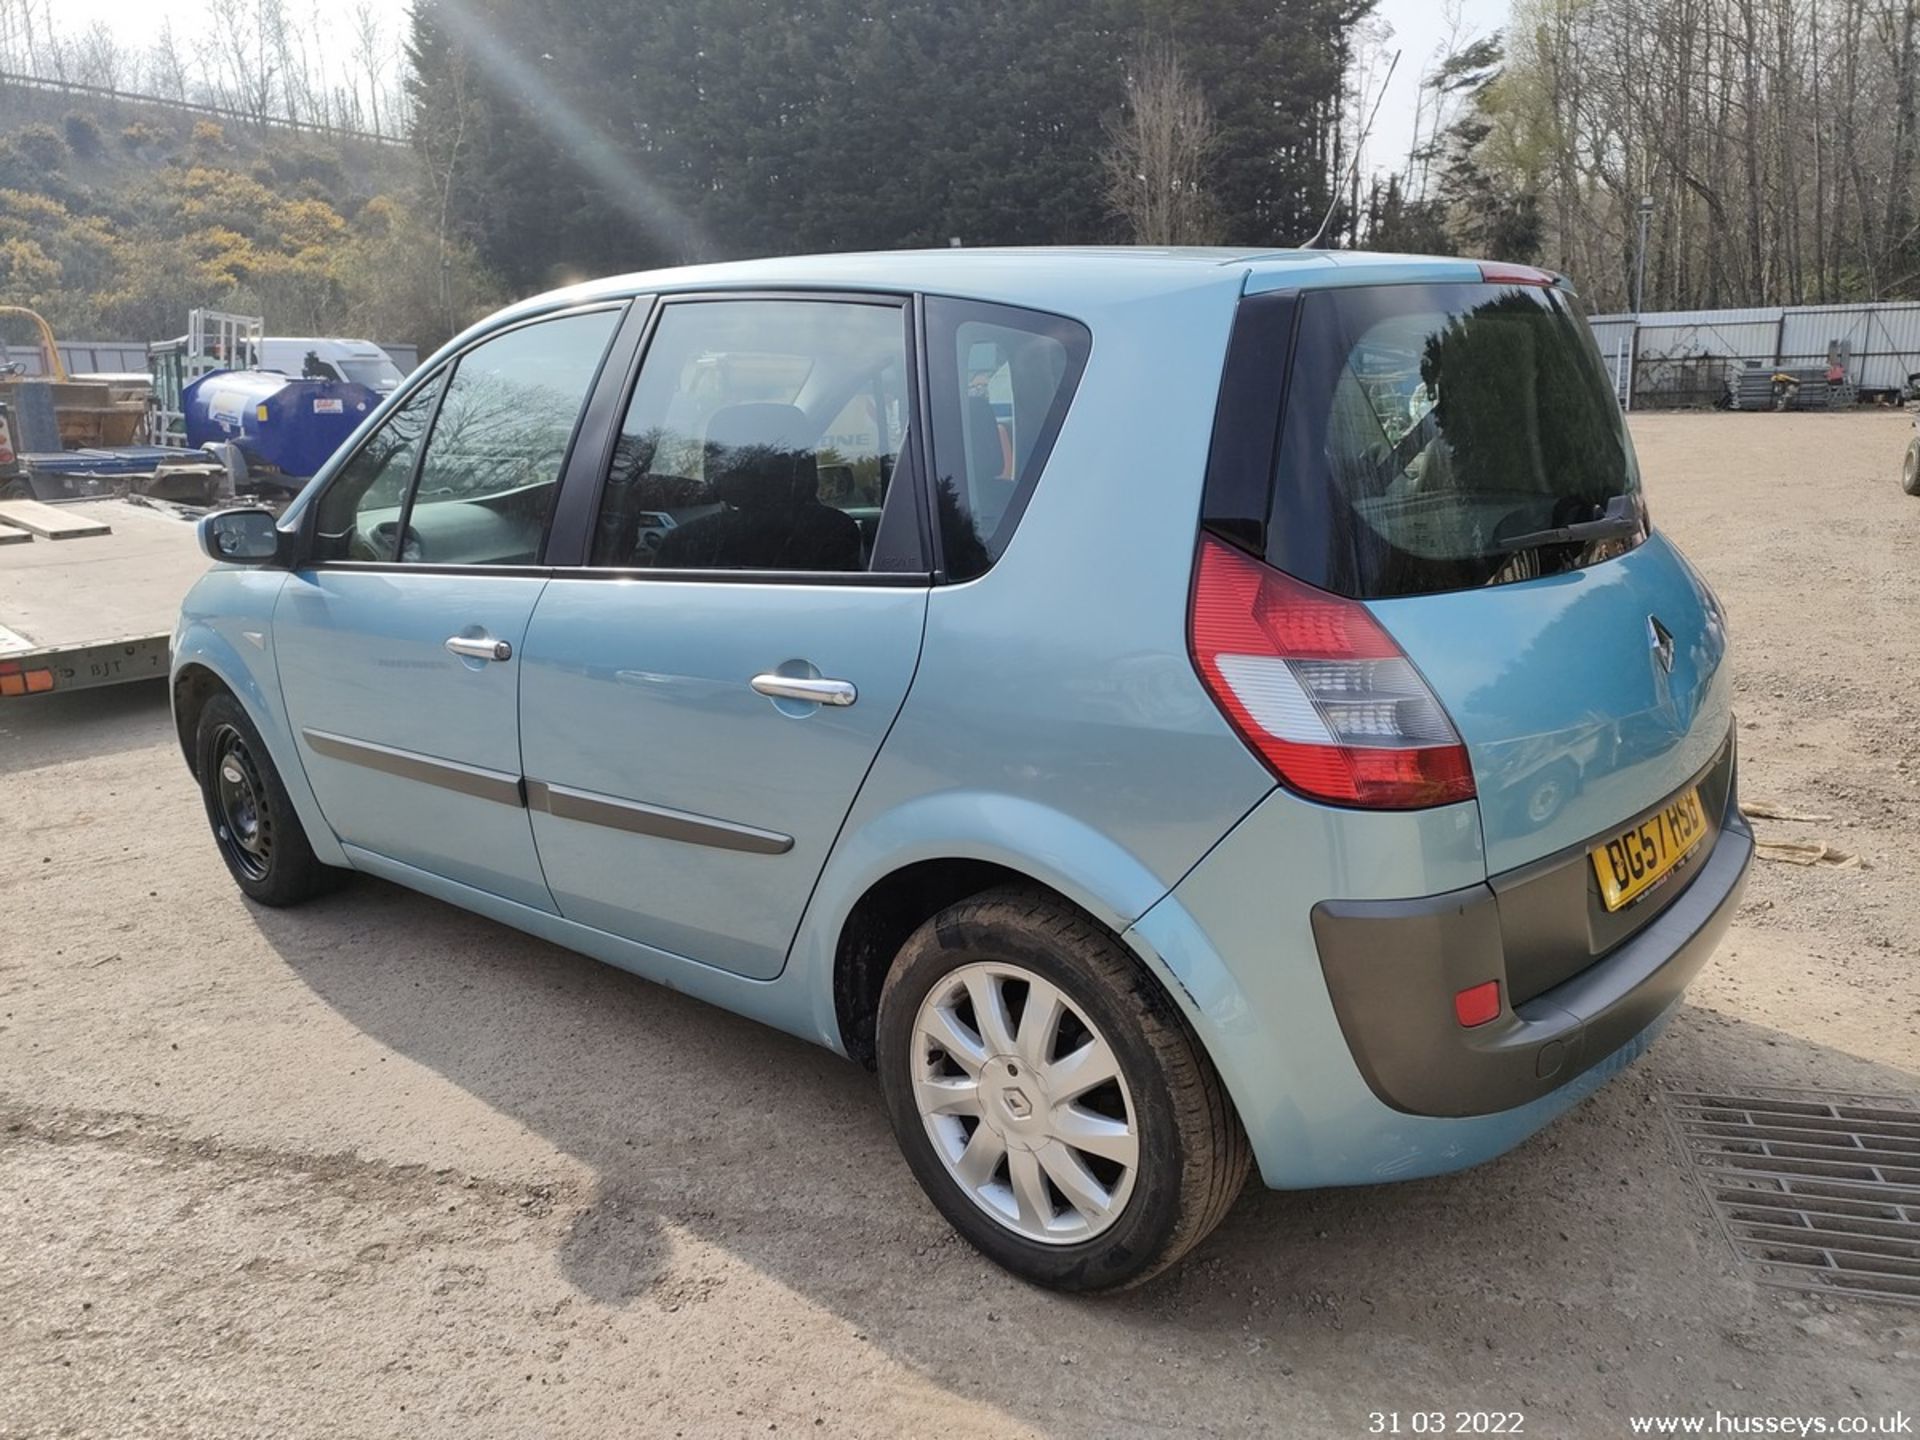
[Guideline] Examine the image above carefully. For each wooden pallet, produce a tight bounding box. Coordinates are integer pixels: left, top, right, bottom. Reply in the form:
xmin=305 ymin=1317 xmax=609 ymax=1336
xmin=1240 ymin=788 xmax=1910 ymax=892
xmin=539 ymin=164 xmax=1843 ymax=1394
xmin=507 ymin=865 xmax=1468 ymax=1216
xmin=0 ymin=523 xmax=30 ymax=545
xmin=0 ymin=498 xmax=112 ymax=539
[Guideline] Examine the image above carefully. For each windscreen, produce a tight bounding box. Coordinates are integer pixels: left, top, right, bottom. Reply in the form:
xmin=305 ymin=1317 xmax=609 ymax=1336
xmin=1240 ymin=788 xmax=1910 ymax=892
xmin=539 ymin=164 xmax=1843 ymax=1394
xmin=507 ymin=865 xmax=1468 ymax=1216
xmin=1269 ymin=282 xmax=1645 ymax=599
xmin=342 ymin=357 xmax=405 ymax=390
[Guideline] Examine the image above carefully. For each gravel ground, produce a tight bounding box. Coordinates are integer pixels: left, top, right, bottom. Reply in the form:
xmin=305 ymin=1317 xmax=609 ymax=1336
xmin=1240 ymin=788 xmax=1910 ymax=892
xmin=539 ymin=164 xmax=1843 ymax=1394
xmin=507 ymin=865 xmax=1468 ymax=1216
xmin=2 ymin=411 xmax=1917 ymax=1439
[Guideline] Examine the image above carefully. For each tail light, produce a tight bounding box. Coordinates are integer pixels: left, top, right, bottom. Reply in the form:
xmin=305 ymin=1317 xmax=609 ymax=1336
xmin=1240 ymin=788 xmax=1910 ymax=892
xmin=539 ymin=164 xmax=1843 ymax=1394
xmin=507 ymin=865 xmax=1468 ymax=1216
xmin=1188 ymin=535 xmax=1476 ymax=810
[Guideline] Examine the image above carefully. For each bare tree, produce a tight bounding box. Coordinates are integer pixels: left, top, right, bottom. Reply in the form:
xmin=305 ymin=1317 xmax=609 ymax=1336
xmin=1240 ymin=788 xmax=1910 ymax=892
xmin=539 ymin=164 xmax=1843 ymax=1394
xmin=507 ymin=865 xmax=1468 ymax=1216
xmin=147 ymin=18 xmax=193 ymax=103
xmin=1385 ymin=0 xmax=1920 ymax=309
xmin=69 ymin=20 xmax=121 ymax=91
xmin=417 ymin=40 xmax=481 ymax=334
xmin=351 ymin=1 xmax=387 ymax=137
xmin=1102 ymin=40 xmax=1218 ymax=246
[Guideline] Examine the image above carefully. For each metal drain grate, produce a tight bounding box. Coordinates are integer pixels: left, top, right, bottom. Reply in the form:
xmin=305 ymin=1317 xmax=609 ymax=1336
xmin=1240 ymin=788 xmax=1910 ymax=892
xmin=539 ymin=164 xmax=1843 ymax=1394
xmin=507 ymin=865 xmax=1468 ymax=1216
xmin=1665 ymin=1087 xmax=1920 ymax=1307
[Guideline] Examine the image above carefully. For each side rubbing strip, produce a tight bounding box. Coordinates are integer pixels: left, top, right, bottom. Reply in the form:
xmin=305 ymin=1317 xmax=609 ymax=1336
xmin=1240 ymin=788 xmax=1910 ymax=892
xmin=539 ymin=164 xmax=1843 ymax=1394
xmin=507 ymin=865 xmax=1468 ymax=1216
xmin=301 ymin=729 xmax=525 ymax=808
xmin=525 ymin=779 xmax=793 ymax=855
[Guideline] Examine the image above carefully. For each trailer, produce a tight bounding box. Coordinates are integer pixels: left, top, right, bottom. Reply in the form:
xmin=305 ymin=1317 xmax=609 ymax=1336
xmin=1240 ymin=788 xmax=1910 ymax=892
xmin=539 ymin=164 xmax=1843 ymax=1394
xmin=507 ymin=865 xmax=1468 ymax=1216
xmin=0 ymin=305 xmax=147 ymax=454
xmin=149 ymin=309 xmax=380 ymax=490
xmin=148 ymin=309 xmax=264 ymax=449
xmin=1 ymin=437 xmax=228 ymax=505
xmin=0 ymin=496 xmax=210 ymax=697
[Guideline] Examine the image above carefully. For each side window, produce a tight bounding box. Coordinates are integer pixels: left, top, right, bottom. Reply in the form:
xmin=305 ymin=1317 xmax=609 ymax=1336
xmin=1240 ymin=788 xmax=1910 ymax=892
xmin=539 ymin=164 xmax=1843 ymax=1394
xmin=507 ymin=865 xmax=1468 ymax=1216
xmin=589 ymin=298 xmax=915 ymax=573
xmin=312 ymin=308 xmax=621 ymax=565
xmin=402 ymin=308 xmax=622 ymax=566
xmin=314 ymin=374 xmax=443 ymax=561
xmin=925 ymin=298 xmax=1090 ymax=581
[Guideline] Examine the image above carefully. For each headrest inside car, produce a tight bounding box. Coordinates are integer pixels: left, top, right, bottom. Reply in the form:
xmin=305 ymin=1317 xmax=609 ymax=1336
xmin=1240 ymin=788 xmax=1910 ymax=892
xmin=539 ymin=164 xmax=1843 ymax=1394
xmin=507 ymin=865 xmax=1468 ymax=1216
xmin=704 ymin=402 xmax=819 ymax=508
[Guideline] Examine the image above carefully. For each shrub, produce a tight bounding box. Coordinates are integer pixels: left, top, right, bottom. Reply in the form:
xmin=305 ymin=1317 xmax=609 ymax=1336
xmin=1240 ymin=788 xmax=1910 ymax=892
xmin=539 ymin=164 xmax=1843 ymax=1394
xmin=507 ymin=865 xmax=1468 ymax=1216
xmin=121 ymin=121 xmax=161 ymax=151
xmin=16 ymin=124 xmax=65 ymax=171
xmin=266 ymin=146 xmax=346 ymax=198
xmin=191 ymin=120 xmax=228 ymax=152
xmin=63 ymin=112 xmax=105 ymax=159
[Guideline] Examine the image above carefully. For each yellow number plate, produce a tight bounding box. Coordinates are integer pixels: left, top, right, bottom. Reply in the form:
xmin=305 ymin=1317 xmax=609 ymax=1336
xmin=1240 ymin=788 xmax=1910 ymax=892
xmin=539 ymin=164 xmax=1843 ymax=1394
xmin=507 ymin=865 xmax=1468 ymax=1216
xmin=1590 ymin=786 xmax=1709 ymax=912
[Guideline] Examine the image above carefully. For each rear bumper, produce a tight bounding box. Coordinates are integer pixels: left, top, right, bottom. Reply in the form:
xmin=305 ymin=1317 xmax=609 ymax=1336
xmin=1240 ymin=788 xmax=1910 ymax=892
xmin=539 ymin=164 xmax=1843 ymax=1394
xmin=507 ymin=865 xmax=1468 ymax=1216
xmin=1312 ymin=805 xmax=1752 ymax=1118
xmin=1124 ymin=742 xmax=1750 ymax=1190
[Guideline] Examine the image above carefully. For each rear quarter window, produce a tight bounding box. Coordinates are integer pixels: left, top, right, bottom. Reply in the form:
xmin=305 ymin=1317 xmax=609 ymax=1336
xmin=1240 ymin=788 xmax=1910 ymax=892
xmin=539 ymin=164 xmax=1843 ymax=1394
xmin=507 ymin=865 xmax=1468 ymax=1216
xmin=924 ymin=297 xmax=1090 ymax=581
xmin=1263 ymin=282 xmax=1646 ymax=599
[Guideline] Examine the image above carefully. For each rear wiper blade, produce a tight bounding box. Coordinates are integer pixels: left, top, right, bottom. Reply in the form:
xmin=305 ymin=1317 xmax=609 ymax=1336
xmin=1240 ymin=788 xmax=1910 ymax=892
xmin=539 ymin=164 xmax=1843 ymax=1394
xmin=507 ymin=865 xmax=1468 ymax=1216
xmin=1492 ymin=495 xmax=1641 ymax=552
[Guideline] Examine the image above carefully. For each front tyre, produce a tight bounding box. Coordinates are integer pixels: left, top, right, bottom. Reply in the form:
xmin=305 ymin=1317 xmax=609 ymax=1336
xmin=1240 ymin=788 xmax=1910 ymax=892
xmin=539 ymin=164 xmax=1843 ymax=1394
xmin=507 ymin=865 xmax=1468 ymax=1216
xmin=876 ymin=887 xmax=1249 ymax=1291
xmin=1902 ymin=436 xmax=1920 ymax=495
xmin=194 ymin=692 xmax=338 ymax=906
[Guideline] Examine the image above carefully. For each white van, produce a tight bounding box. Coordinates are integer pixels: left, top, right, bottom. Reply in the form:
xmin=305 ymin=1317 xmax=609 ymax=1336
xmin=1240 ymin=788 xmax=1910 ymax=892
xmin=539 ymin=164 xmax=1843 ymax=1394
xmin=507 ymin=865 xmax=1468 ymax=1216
xmin=256 ymin=338 xmax=406 ymax=393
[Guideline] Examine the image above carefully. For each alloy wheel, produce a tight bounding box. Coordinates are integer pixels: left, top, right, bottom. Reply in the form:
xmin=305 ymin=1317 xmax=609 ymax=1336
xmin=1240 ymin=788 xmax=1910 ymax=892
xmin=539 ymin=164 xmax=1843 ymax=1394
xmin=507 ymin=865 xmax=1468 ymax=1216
xmin=910 ymin=961 xmax=1138 ymax=1244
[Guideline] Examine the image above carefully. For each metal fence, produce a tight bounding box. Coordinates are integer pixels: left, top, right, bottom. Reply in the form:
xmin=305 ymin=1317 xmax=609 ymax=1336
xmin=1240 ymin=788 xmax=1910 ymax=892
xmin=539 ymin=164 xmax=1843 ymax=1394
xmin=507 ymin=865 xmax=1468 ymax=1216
xmin=4 ymin=341 xmax=419 ymax=380
xmin=1588 ymin=301 xmax=1920 ymax=407
xmin=0 ymin=71 xmax=402 ymax=146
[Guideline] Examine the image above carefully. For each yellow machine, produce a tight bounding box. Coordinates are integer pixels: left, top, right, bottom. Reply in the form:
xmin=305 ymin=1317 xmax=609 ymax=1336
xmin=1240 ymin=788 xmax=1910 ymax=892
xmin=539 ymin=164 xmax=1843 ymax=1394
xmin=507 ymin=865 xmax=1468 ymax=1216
xmin=0 ymin=306 xmax=147 ymax=449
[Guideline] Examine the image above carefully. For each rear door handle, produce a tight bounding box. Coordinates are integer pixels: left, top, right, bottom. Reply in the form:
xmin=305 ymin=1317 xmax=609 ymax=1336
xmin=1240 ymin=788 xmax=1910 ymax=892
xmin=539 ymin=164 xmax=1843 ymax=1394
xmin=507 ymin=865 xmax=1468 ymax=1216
xmin=446 ymin=635 xmax=513 ymax=662
xmin=750 ymin=674 xmax=857 ymax=707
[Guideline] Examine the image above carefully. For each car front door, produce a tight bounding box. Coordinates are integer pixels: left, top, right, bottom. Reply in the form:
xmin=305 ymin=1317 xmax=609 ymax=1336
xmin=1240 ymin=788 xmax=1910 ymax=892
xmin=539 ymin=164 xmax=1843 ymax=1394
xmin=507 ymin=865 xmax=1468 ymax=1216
xmin=274 ymin=304 xmax=627 ymax=909
xmin=519 ymin=294 xmax=931 ymax=979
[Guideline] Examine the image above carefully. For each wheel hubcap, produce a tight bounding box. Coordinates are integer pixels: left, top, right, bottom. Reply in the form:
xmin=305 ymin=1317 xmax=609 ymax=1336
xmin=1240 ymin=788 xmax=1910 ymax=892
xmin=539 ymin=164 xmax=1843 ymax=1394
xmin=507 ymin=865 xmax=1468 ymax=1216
xmin=910 ymin=961 xmax=1138 ymax=1245
xmin=211 ymin=724 xmax=272 ymax=882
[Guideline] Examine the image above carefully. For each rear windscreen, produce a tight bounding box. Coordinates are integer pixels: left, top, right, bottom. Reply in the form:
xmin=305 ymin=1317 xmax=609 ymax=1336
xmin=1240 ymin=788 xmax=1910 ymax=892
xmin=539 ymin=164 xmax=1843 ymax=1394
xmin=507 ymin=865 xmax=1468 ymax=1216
xmin=1269 ymin=282 xmax=1644 ymax=599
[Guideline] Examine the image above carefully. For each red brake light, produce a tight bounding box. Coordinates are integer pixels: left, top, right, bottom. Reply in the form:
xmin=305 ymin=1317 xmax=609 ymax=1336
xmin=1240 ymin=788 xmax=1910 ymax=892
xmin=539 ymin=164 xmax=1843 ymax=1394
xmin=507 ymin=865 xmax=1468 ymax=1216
xmin=1478 ymin=262 xmax=1556 ymax=287
xmin=1188 ymin=536 xmax=1476 ymax=809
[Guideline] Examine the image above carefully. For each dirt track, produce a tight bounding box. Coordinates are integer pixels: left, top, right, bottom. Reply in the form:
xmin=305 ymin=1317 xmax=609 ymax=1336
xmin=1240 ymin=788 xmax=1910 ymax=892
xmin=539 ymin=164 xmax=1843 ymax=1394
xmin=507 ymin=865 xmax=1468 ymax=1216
xmin=3 ymin=411 xmax=1917 ymax=1439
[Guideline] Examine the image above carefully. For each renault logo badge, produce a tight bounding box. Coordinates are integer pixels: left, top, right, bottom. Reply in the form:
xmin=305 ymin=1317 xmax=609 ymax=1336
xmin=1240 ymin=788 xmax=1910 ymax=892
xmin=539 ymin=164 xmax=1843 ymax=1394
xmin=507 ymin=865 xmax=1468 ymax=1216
xmin=1648 ymin=615 xmax=1676 ymax=676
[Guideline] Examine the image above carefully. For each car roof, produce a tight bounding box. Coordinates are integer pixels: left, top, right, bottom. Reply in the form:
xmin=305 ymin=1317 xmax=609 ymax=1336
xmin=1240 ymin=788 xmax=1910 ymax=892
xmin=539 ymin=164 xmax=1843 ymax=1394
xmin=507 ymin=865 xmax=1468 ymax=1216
xmin=489 ymin=246 xmax=1494 ymax=331
xmin=264 ymin=337 xmax=390 ymax=353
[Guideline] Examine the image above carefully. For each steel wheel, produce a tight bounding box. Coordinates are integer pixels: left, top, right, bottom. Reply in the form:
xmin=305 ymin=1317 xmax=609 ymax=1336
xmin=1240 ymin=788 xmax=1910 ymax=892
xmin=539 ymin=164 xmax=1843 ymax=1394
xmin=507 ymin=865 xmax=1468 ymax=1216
xmin=1524 ymin=766 xmax=1571 ymax=825
xmin=910 ymin=960 xmax=1139 ymax=1244
xmin=210 ymin=722 xmax=273 ymax=883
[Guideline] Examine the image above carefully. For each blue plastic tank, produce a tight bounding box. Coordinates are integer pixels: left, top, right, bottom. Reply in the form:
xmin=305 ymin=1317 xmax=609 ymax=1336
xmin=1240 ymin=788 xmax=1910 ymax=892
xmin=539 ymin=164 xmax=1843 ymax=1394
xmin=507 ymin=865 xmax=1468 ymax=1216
xmin=183 ymin=370 xmax=379 ymax=479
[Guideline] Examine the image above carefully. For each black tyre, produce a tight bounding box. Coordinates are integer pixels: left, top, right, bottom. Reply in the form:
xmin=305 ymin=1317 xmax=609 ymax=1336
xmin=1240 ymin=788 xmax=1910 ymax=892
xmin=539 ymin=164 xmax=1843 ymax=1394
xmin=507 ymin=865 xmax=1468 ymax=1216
xmin=1902 ymin=437 xmax=1920 ymax=496
xmin=876 ymin=886 xmax=1249 ymax=1292
xmin=194 ymin=692 xmax=338 ymax=906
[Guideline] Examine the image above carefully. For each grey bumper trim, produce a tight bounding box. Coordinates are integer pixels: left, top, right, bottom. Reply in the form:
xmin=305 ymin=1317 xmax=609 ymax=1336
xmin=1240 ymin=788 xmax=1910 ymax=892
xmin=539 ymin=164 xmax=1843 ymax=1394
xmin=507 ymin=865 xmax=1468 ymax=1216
xmin=1312 ymin=807 xmax=1753 ymax=1119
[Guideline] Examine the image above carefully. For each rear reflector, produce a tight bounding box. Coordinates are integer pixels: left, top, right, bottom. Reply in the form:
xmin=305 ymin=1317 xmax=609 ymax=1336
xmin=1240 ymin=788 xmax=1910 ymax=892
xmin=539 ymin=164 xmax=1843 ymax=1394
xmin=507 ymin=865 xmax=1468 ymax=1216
xmin=1189 ymin=535 xmax=1476 ymax=809
xmin=1454 ymin=980 xmax=1501 ymax=1028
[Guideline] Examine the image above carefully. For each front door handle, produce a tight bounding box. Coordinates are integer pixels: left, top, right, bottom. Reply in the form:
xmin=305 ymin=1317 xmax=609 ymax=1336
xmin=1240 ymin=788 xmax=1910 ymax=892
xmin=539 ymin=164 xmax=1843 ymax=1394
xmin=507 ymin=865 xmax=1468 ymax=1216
xmin=446 ymin=635 xmax=513 ymax=662
xmin=750 ymin=673 xmax=857 ymax=707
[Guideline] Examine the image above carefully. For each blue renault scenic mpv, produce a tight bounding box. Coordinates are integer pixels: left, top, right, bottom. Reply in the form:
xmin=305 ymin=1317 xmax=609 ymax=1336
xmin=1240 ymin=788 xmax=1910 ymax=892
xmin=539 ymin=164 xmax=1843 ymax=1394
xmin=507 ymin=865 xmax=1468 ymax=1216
xmin=175 ymin=249 xmax=1749 ymax=1291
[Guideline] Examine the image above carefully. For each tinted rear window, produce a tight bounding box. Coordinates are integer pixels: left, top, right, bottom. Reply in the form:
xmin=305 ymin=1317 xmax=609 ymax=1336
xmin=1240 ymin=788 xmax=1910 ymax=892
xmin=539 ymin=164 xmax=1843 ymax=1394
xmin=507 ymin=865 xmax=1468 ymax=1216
xmin=1267 ymin=282 xmax=1644 ymax=599
xmin=925 ymin=297 xmax=1090 ymax=581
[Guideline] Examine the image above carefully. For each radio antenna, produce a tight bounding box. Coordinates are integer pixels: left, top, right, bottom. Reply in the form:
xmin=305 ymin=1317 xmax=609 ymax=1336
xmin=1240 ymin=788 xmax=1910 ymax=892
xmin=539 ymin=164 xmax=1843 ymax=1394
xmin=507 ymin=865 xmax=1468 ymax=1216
xmin=1300 ymin=47 xmax=1401 ymax=250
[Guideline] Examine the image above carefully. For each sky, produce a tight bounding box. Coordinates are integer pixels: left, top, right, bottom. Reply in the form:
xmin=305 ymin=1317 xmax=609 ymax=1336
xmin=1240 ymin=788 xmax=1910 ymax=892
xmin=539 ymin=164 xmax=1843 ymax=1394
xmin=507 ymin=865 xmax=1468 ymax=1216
xmin=1366 ymin=0 xmax=1510 ymax=183
xmin=51 ymin=0 xmax=1507 ymax=186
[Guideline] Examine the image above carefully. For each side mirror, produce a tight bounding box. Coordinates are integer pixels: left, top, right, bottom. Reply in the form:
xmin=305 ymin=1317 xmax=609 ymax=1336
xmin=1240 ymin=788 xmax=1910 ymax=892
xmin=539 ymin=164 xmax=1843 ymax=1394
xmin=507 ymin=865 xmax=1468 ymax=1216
xmin=198 ymin=506 xmax=285 ymax=566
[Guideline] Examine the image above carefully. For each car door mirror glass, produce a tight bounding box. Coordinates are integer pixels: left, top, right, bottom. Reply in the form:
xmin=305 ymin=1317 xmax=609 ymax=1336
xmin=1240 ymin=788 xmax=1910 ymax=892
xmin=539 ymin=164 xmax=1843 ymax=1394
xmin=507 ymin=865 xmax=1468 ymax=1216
xmin=199 ymin=507 xmax=283 ymax=565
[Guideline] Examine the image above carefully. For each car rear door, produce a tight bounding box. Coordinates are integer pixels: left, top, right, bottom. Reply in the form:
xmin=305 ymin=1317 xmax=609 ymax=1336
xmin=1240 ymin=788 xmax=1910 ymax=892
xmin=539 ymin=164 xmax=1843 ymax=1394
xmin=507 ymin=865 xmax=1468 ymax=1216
xmin=1213 ymin=276 xmax=1731 ymax=880
xmin=273 ymin=304 xmax=628 ymax=909
xmin=519 ymin=293 xmax=932 ymax=980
